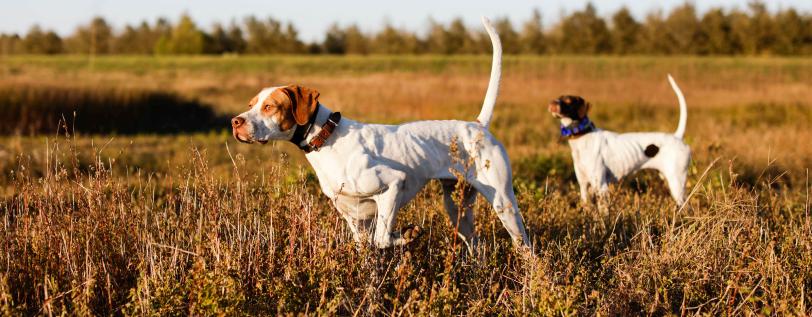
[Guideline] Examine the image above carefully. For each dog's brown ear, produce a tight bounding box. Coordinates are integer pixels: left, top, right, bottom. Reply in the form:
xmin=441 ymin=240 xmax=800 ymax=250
xmin=578 ymin=102 xmax=591 ymax=119
xmin=283 ymin=85 xmax=320 ymax=125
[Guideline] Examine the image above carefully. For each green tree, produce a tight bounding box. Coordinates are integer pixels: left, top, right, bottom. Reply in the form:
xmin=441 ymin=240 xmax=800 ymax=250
xmin=372 ymin=22 xmax=420 ymax=54
xmin=138 ymin=18 xmax=172 ymax=55
xmin=344 ymin=24 xmax=368 ymax=54
xmin=639 ymin=12 xmax=675 ymax=54
xmin=23 ymin=25 xmax=63 ymax=54
xmin=425 ymin=19 xmax=450 ymax=54
xmin=664 ymin=3 xmax=702 ymax=54
xmin=155 ymin=14 xmax=205 ymax=54
xmin=65 ymin=16 xmax=113 ymax=54
xmin=610 ymin=7 xmax=640 ymax=54
xmin=727 ymin=9 xmax=751 ymax=54
xmin=115 ymin=25 xmax=142 ymax=54
xmin=206 ymin=23 xmax=228 ymax=54
xmin=772 ymin=9 xmax=805 ymax=55
xmin=520 ymin=9 xmax=546 ymax=54
xmin=244 ymin=16 xmax=305 ymax=54
xmin=227 ymin=22 xmax=247 ymax=53
xmin=283 ymin=23 xmax=305 ymax=53
xmin=206 ymin=22 xmax=245 ymax=54
xmin=554 ymin=3 xmax=612 ymax=54
xmin=451 ymin=18 xmax=480 ymax=53
xmin=323 ymin=23 xmax=346 ymax=54
xmin=0 ymin=34 xmax=23 ymax=54
xmin=747 ymin=2 xmax=777 ymax=54
xmin=698 ymin=9 xmax=734 ymax=55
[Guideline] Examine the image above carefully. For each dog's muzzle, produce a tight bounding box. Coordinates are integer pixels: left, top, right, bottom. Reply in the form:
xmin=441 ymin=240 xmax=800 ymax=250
xmin=548 ymin=101 xmax=563 ymax=117
xmin=231 ymin=116 xmax=267 ymax=144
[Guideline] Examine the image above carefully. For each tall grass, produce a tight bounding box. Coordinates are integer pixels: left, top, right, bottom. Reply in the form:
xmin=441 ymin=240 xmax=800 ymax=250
xmin=1 ymin=134 xmax=809 ymax=315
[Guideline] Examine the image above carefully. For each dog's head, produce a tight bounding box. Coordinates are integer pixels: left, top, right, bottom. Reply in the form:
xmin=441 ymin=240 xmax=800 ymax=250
xmin=548 ymin=95 xmax=590 ymax=126
xmin=231 ymin=85 xmax=320 ymax=144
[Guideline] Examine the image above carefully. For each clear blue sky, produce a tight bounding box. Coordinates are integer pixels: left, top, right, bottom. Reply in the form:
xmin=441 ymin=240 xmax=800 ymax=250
xmin=1 ymin=0 xmax=809 ymax=41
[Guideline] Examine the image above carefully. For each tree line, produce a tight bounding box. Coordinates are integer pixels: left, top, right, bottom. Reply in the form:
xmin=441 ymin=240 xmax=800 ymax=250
xmin=1 ymin=3 xmax=810 ymax=56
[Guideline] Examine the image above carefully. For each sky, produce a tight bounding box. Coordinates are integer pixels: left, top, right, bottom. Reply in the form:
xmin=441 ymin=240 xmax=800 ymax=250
xmin=1 ymin=0 xmax=810 ymax=42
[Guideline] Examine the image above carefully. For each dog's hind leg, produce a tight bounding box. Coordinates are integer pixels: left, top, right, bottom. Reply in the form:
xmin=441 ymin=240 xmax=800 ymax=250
xmin=441 ymin=179 xmax=477 ymax=250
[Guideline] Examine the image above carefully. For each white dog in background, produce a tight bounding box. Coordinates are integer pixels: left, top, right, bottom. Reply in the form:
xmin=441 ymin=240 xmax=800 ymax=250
xmin=231 ymin=17 xmax=529 ymax=250
xmin=547 ymin=75 xmax=691 ymax=206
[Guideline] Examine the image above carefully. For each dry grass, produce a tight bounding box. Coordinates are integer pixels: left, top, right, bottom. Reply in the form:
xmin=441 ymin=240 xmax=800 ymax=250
xmin=2 ymin=135 xmax=809 ymax=315
xmin=0 ymin=55 xmax=811 ymax=315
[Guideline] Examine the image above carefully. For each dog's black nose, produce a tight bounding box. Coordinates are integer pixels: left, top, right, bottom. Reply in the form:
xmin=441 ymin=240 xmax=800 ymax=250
xmin=231 ymin=116 xmax=245 ymax=128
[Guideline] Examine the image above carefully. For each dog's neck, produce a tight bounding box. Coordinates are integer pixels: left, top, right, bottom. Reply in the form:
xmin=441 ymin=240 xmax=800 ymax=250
xmin=560 ymin=116 xmax=596 ymax=139
xmin=290 ymin=104 xmax=341 ymax=152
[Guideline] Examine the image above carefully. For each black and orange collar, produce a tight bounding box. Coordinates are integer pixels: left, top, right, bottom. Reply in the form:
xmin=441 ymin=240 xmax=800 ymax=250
xmin=289 ymin=105 xmax=342 ymax=153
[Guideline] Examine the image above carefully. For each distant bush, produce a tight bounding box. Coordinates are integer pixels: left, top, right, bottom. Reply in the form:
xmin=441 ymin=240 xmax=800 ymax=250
xmin=2 ymin=3 xmax=811 ymax=56
xmin=0 ymin=84 xmax=226 ymax=135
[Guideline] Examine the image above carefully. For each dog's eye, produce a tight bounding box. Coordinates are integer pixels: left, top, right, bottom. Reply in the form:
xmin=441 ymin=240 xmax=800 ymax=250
xmin=263 ymin=104 xmax=272 ymax=112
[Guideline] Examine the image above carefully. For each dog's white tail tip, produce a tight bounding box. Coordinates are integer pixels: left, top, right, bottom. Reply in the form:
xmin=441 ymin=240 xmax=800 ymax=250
xmin=481 ymin=16 xmax=491 ymax=25
xmin=476 ymin=15 xmax=502 ymax=129
xmin=668 ymin=74 xmax=688 ymax=139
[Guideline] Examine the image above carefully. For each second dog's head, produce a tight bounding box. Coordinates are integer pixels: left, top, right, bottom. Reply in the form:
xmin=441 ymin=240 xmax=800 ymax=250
xmin=231 ymin=85 xmax=320 ymax=144
xmin=548 ymin=95 xmax=591 ymax=126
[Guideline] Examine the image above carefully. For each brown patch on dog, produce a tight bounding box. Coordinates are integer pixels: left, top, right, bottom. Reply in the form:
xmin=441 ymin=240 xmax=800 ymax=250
xmin=576 ymin=100 xmax=591 ymax=119
xmin=283 ymin=85 xmax=320 ymax=125
xmin=258 ymin=85 xmax=321 ymax=132
xmin=552 ymin=95 xmax=591 ymax=120
xmin=644 ymin=144 xmax=659 ymax=158
xmin=248 ymin=95 xmax=258 ymax=108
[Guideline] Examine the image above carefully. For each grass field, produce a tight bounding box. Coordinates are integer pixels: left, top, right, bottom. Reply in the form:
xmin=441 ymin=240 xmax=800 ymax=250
xmin=1 ymin=55 xmax=810 ymax=315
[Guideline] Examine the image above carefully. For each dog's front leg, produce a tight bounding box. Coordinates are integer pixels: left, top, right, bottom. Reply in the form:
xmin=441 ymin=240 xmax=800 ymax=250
xmin=573 ymin=161 xmax=590 ymax=203
xmin=371 ymin=183 xmax=400 ymax=248
xmin=584 ymin=161 xmax=610 ymax=210
xmin=593 ymin=175 xmax=611 ymax=212
xmin=366 ymin=168 xmax=413 ymax=248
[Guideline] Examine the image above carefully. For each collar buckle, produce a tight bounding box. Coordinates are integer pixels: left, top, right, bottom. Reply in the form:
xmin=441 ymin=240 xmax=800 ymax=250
xmin=301 ymin=111 xmax=342 ymax=153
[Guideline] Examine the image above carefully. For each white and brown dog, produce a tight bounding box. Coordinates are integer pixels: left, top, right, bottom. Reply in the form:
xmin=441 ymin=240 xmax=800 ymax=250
xmin=548 ymin=75 xmax=691 ymax=206
xmin=231 ymin=17 xmax=529 ymax=250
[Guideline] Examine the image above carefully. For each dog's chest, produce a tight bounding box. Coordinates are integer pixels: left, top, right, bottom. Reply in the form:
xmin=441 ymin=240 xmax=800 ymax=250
xmin=333 ymin=194 xmax=377 ymax=220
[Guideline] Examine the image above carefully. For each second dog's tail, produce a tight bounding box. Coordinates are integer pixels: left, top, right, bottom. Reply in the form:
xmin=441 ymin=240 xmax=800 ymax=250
xmin=668 ymin=74 xmax=688 ymax=139
xmin=476 ymin=16 xmax=502 ymax=129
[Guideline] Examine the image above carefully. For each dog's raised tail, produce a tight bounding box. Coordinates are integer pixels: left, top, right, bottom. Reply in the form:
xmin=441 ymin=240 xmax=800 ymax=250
xmin=668 ymin=74 xmax=688 ymax=139
xmin=476 ymin=16 xmax=502 ymax=129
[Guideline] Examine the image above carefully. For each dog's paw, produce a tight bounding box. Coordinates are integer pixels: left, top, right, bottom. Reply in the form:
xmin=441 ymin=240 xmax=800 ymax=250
xmin=400 ymin=225 xmax=424 ymax=243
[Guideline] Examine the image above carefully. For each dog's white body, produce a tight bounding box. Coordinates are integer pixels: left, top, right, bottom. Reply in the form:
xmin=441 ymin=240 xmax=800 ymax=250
xmin=233 ymin=17 xmax=529 ymax=249
xmin=567 ymin=75 xmax=691 ymax=205
xmin=304 ymin=110 xmax=528 ymax=248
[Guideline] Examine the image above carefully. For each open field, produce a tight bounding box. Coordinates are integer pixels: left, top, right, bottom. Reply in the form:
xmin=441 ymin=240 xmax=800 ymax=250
xmin=1 ymin=55 xmax=811 ymax=315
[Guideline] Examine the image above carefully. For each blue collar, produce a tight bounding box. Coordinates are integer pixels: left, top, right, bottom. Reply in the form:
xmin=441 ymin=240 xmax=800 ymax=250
xmin=560 ymin=117 xmax=596 ymax=138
